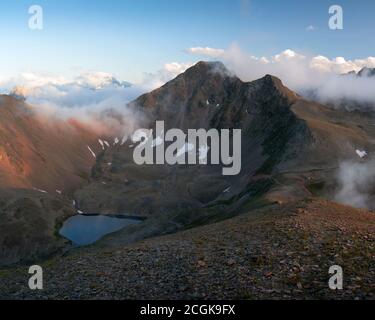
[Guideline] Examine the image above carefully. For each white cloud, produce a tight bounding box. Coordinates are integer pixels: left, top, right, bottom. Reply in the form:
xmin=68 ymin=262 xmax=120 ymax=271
xmin=75 ymin=71 xmax=131 ymax=90
xmin=273 ymin=49 xmax=305 ymax=61
xmin=335 ymin=159 xmax=375 ymax=210
xmin=306 ymin=25 xmax=316 ymax=31
xmin=0 ymin=62 xmax=196 ymax=136
xmin=14 ymin=74 xmax=144 ymax=136
xmin=185 ymin=44 xmax=375 ymax=109
xmin=0 ymin=62 xmax=193 ymax=109
xmin=185 ymin=47 xmax=225 ymax=58
xmin=140 ymin=62 xmax=193 ymax=91
xmin=186 ymin=44 xmax=375 ymax=76
xmin=163 ymin=62 xmax=192 ymax=75
xmin=0 ymin=71 xmax=135 ymax=107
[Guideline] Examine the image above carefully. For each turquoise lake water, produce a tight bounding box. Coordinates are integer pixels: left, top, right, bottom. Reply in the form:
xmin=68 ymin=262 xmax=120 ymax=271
xmin=59 ymin=215 xmax=141 ymax=246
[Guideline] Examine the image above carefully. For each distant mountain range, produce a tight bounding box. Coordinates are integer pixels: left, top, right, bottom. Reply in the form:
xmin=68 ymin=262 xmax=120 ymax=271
xmin=341 ymin=67 xmax=375 ymax=78
xmin=302 ymin=67 xmax=375 ymax=111
xmin=8 ymin=73 xmax=132 ymax=101
xmin=357 ymin=67 xmax=375 ymax=77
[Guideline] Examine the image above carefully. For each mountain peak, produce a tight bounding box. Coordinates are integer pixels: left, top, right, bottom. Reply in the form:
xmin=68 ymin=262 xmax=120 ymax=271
xmin=182 ymin=61 xmax=232 ymax=80
xmin=195 ymin=60 xmax=227 ymax=70
xmin=260 ymin=74 xmax=283 ymax=85
xmin=250 ymin=74 xmax=299 ymax=102
xmin=358 ymin=67 xmax=375 ymax=77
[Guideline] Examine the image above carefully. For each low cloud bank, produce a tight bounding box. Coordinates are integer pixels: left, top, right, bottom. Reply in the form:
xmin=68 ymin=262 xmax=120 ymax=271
xmin=0 ymin=64 xmax=192 ymax=136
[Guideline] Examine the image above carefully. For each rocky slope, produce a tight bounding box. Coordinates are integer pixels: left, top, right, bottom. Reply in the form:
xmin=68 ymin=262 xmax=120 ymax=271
xmin=1 ymin=199 xmax=373 ymax=300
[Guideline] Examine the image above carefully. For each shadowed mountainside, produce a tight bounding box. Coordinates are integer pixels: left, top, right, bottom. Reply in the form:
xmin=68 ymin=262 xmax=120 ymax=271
xmin=75 ymin=62 xmax=311 ymax=215
xmin=75 ymin=62 xmax=374 ymax=218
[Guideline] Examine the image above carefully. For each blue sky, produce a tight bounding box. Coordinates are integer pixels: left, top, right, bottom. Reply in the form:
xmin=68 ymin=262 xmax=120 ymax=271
xmin=0 ymin=0 xmax=374 ymax=82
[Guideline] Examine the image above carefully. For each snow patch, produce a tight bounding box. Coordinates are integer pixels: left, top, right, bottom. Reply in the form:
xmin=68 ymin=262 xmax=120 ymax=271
xmin=33 ymin=188 xmax=48 ymax=194
xmin=98 ymin=139 xmax=105 ymax=150
xmin=356 ymin=150 xmax=368 ymax=159
xmin=87 ymin=146 xmax=97 ymax=158
xmin=223 ymin=187 xmax=231 ymax=193
xmin=121 ymin=135 xmax=128 ymax=145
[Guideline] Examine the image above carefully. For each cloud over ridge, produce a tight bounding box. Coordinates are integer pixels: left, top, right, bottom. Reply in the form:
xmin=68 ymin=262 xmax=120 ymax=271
xmin=186 ymin=44 xmax=375 ymax=109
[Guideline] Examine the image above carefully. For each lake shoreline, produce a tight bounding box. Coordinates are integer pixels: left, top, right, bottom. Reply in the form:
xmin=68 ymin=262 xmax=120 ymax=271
xmin=59 ymin=215 xmax=144 ymax=246
xmin=80 ymin=213 xmax=147 ymax=221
